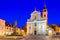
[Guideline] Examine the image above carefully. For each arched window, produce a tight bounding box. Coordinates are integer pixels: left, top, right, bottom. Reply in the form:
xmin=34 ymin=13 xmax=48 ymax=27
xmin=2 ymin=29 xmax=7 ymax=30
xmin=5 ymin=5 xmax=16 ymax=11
xmin=35 ymin=16 xmax=36 ymax=19
xmin=44 ymin=15 xmax=46 ymax=17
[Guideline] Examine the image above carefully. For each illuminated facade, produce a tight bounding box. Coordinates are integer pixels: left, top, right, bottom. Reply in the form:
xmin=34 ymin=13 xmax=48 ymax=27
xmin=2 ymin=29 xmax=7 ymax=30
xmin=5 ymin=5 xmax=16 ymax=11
xmin=5 ymin=22 xmax=13 ymax=35
xmin=5 ymin=20 xmax=25 ymax=36
xmin=0 ymin=19 xmax=5 ymax=36
xmin=27 ymin=5 xmax=48 ymax=35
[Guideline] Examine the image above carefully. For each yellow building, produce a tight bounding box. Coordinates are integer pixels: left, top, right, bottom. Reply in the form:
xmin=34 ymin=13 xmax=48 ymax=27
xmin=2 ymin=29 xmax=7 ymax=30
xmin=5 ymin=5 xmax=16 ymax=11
xmin=0 ymin=19 xmax=5 ymax=36
xmin=47 ymin=28 xmax=54 ymax=36
xmin=0 ymin=19 xmax=25 ymax=36
xmin=15 ymin=27 xmax=25 ymax=36
xmin=58 ymin=27 xmax=60 ymax=32
xmin=16 ymin=27 xmax=21 ymax=35
xmin=51 ymin=24 xmax=60 ymax=32
xmin=5 ymin=22 xmax=13 ymax=35
xmin=55 ymin=26 xmax=59 ymax=32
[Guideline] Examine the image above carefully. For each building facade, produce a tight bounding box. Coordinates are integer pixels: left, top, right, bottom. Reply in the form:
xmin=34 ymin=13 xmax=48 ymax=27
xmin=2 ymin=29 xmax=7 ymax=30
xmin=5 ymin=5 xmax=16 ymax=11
xmin=5 ymin=22 xmax=13 ymax=35
xmin=27 ymin=5 xmax=48 ymax=35
xmin=0 ymin=19 xmax=5 ymax=36
xmin=5 ymin=20 xmax=25 ymax=36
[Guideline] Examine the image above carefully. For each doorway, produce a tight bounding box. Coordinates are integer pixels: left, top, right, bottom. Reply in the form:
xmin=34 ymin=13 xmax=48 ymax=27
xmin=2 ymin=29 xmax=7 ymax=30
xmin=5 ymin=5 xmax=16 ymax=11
xmin=34 ymin=31 xmax=37 ymax=35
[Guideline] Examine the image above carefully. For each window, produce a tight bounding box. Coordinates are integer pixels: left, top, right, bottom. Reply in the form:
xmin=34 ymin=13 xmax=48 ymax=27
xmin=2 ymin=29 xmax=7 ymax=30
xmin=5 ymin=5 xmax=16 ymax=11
xmin=44 ymin=15 xmax=46 ymax=17
xmin=41 ymin=25 xmax=42 ymax=29
xmin=29 ymin=26 xmax=31 ymax=30
xmin=35 ymin=16 xmax=36 ymax=19
xmin=34 ymin=23 xmax=37 ymax=26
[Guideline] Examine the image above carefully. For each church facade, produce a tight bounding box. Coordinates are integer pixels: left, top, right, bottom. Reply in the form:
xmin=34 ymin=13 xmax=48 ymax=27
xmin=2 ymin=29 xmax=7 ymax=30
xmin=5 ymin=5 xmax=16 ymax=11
xmin=27 ymin=5 xmax=48 ymax=35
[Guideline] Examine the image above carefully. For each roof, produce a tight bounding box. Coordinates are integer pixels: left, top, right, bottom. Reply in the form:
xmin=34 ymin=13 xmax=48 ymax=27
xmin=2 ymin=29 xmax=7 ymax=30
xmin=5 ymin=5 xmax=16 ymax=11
xmin=5 ymin=22 xmax=13 ymax=27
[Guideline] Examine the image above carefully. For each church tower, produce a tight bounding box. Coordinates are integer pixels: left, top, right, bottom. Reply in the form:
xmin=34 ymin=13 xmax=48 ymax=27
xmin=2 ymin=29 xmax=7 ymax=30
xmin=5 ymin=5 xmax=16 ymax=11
xmin=43 ymin=4 xmax=48 ymax=19
xmin=42 ymin=4 xmax=48 ymax=24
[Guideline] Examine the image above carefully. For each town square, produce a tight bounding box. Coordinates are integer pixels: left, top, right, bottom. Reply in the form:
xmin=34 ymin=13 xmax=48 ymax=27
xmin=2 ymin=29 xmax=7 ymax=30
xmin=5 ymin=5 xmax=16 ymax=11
xmin=0 ymin=0 xmax=60 ymax=40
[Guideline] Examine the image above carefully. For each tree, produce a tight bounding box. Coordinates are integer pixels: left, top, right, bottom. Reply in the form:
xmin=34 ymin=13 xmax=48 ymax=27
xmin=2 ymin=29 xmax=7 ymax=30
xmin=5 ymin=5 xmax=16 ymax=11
xmin=50 ymin=24 xmax=58 ymax=31
xmin=22 ymin=25 xmax=27 ymax=34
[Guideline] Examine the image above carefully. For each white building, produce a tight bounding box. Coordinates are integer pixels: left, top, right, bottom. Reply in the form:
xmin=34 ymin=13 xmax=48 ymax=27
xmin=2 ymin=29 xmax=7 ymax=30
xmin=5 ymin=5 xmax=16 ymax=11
xmin=27 ymin=5 xmax=48 ymax=35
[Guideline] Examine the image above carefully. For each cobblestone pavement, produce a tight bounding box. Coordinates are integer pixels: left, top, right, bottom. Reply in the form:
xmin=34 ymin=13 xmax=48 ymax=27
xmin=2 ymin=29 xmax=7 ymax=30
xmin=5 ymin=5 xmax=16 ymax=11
xmin=23 ymin=35 xmax=46 ymax=40
xmin=0 ymin=35 xmax=60 ymax=40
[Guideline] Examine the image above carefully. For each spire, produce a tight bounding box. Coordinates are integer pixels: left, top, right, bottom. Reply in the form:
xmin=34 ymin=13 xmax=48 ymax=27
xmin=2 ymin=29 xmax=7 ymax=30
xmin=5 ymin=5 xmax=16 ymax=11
xmin=44 ymin=2 xmax=46 ymax=9
xmin=43 ymin=2 xmax=47 ymax=12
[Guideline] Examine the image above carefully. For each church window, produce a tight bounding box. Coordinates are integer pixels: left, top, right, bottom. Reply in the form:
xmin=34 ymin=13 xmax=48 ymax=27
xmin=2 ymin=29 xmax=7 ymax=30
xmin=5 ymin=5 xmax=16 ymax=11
xmin=40 ymin=25 xmax=42 ymax=29
xmin=35 ymin=16 xmax=36 ymax=20
xmin=29 ymin=26 xmax=31 ymax=30
xmin=34 ymin=23 xmax=37 ymax=27
xmin=44 ymin=15 xmax=46 ymax=17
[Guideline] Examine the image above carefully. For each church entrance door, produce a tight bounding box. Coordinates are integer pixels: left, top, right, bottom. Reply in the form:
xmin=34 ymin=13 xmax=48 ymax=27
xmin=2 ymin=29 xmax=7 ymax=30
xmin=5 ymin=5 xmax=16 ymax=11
xmin=34 ymin=31 xmax=37 ymax=35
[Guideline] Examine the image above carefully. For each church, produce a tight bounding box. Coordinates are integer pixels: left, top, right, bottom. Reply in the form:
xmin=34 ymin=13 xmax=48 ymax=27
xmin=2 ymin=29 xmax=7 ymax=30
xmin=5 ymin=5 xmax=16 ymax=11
xmin=27 ymin=5 xmax=48 ymax=35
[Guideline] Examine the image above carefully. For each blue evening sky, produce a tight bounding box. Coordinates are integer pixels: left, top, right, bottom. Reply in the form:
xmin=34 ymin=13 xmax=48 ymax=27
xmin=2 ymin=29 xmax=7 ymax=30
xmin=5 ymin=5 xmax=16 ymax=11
xmin=0 ymin=0 xmax=60 ymax=28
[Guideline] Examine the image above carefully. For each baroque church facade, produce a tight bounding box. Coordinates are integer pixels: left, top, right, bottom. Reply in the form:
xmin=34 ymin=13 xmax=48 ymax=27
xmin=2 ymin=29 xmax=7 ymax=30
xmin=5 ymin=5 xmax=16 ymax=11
xmin=27 ymin=5 xmax=48 ymax=35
